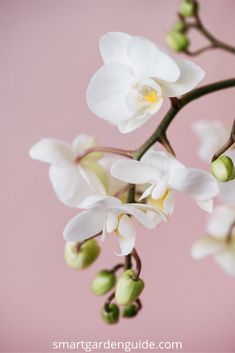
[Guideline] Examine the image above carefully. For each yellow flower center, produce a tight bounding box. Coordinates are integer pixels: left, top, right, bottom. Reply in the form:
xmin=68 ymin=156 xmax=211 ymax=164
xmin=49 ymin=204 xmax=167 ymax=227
xmin=148 ymin=190 xmax=169 ymax=212
xmin=144 ymin=90 xmax=158 ymax=103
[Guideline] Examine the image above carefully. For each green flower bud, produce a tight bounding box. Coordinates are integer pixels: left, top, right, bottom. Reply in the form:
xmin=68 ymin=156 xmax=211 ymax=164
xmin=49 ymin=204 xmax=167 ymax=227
xmin=115 ymin=269 xmax=144 ymax=306
xmin=179 ymin=0 xmax=197 ymax=17
xmin=211 ymin=155 xmax=235 ymax=182
xmin=101 ymin=304 xmax=120 ymax=325
xmin=64 ymin=239 xmax=100 ymax=270
xmin=122 ymin=304 xmax=138 ymax=318
xmin=91 ymin=270 xmax=116 ymax=296
xmin=166 ymin=30 xmax=189 ymax=52
xmin=172 ymin=20 xmax=186 ymax=32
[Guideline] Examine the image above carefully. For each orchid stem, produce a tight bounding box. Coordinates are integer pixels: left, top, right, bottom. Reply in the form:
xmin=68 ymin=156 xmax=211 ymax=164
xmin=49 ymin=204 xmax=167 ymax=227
xmin=131 ymin=248 xmax=142 ymax=280
xmin=125 ymin=254 xmax=132 ymax=270
xmin=110 ymin=264 xmax=124 ymax=273
xmin=104 ymin=292 xmax=115 ymax=312
xmin=133 ymin=78 xmax=235 ymax=161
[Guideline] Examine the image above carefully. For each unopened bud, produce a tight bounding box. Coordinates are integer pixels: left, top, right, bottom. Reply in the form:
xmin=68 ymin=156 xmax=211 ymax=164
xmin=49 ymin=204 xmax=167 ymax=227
xmin=64 ymin=239 xmax=100 ymax=270
xmin=101 ymin=304 xmax=120 ymax=325
xmin=115 ymin=269 xmax=144 ymax=306
xmin=166 ymin=30 xmax=189 ymax=52
xmin=172 ymin=20 xmax=186 ymax=32
xmin=122 ymin=304 xmax=138 ymax=318
xmin=211 ymin=155 xmax=235 ymax=182
xmin=179 ymin=0 xmax=197 ymax=17
xmin=91 ymin=270 xmax=116 ymax=296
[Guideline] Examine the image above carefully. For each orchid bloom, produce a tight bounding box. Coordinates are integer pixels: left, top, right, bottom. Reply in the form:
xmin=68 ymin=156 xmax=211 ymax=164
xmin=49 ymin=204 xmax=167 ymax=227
xmin=86 ymin=32 xmax=205 ymax=133
xmin=29 ymin=134 xmax=108 ymax=207
xmin=63 ymin=195 xmax=166 ymax=256
xmin=191 ymin=205 xmax=235 ymax=276
xmin=193 ymin=119 xmax=235 ymax=206
xmin=111 ymin=151 xmax=219 ymax=214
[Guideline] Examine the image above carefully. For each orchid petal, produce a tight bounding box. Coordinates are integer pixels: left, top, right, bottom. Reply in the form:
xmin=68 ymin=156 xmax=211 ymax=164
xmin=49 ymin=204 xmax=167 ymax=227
xmin=207 ymin=205 xmax=235 ymax=238
xmin=116 ymin=234 xmax=136 ymax=256
xmin=215 ymin=249 xmax=235 ymax=276
xmin=118 ymin=214 xmax=136 ymax=238
xmin=170 ymin=168 xmax=219 ymax=201
xmin=111 ymin=160 xmax=160 ymax=184
xmin=106 ymin=212 xmax=119 ymax=233
xmin=29 ymin=139 xmax=73 ymax=164
xmin=127 ymin=36 xmax=180 ymax=82
xmin=99 ymin=32 xmax=131 ymax=65
xmin=161 ymin=58 xmax=205 ymax=97
xmin=191 ymin=236 xmax=225 ymax=259
xmin=49 ymin=165 xmax=94 ymax=207
xmin=86 ymin=63 xmax=134 ymax=123
xmin=63 ymin=208 xmax=105 ymax=242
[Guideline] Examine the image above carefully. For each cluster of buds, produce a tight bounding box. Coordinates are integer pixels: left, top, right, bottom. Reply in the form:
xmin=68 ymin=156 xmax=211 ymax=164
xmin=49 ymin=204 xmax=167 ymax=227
xmin=166 ymin=0 xmax=197 ymax=52
xmin=65 ymin=242 xmax=144 ymax=324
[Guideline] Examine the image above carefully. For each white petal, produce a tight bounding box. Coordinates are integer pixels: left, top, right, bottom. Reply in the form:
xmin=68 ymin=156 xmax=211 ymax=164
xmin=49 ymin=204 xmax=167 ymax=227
xmin=99 ymin=32 xmax=131 ymax=65
xmin=215 ymin=249 xmax=235 ymax=276
xmin=111 ymin=160 xmax=160 ymax=184
xmin=79 ymin=195 xmax=121 ymax=209
xmin=79 ymin=165 xmax=107 ymax=196
xmin=29 ymin=139 xmax=73 ymax=164
xmin=170 ymin=168 xmax=219 ymax=200
xmin=121 ymin=204 xmax=166 ymax=229
xmin=196 ymin=199 xmax=213 ymax=213
xmin=63 ymin=208 xmax=105 ymax=242
xmin=86 ymin=63 xmax=134 ymax=123
xmin=116 ymin=234 xmax=136 ymax=256
xmin=161 ymin=58 xmax=205 ymax=97
xmin=192 ymin=120 xmax=229 ymax=162
xmin=218 ymin=179 xmax=235 ymax=207
xmin=164 ymin=191 xmax=175 ymax=215
xmin=49 ymin=165 xmax=94 ymax=207
xmin=151 ymin=178 xmax=168 ymax=199
xmin=145 ymin=151 xmax=185 ymax=176
xmin=191 ymin=236 xmax=225 ymax=259
xmin=106 ymin=212 xmax=119 ymax=233
xmin=72 ymin=134 xmax=97 ymax=155
xmin=118 ymin=214 xmax=136 ymax=238
xmin=127 ymin=36 xmax=180 ymax=82
xmin=207 ymin=205 xmax=235 ymax=238
xmin=117 ymin=113 xmax=153 ymax=134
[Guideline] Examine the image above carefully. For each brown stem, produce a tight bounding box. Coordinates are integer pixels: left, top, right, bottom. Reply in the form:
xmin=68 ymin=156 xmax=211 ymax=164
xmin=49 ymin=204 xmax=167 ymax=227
xmin=184 ymin=44 xmax=217 ymax=56
xmin=104 ymin=292 xmax=115 ymax=312
xmin=125 ymin=254 xmax=132 ymax=270
xmin=159 ymin=134 xmax=176 ymax=156
xmin=75 ymin=146 xmax=133 ymax=163
xmin=75 ymin=232 xmax=102 ymax=252
xmin=131 ymin=248 xmax=142 ymax=280
xmin=135 ymin=298 xmax=143 ymax=311
xmin=110 ymin=263 xmax=124 ymax=273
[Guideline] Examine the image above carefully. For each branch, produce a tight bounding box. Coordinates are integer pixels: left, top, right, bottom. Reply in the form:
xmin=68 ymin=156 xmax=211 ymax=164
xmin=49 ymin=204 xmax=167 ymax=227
xmin=133 ymin=78 xmax=235 ymax=161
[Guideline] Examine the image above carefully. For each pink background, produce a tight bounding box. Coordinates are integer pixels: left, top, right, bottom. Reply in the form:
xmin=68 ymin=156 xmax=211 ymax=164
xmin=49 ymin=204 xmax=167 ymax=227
xmin=1 ymin=0 xmax=235 ymax=352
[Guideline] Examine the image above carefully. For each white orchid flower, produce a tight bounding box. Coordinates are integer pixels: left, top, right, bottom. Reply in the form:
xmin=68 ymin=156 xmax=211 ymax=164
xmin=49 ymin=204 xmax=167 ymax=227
xmin=86 ymin=32 xmax=205 ymax=134
xmin=191 ymin=205 xmax=235 ymax=276
xmin=29 ymin=134 xmax=108 ymax=207
xmin=193 ymin=119 xmax=235 ymax=207
xmin=63 ymin=195 xmax=166 ymax=256
xmin=192 ymin=119 xmax=230 ymax=162
xmin=111 ymin=151 xmax=219 ymax=214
